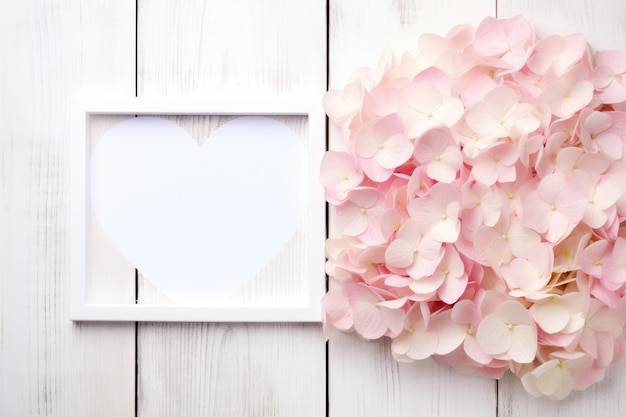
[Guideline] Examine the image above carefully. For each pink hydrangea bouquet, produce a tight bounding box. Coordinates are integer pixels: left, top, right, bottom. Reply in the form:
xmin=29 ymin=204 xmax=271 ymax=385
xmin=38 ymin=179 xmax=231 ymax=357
xmin=321 ymin=15 xmax=626 ymax=400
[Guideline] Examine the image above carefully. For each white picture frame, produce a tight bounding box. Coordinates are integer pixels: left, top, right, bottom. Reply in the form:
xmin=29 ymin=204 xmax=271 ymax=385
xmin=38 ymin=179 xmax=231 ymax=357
xmin=70 ymin=97 xmax=326 ymax=322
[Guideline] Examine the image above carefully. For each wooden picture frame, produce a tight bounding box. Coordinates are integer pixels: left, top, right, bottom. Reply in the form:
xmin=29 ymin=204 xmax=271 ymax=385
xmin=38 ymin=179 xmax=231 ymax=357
xmin=70 ymin=97 xmax=326 ymax=322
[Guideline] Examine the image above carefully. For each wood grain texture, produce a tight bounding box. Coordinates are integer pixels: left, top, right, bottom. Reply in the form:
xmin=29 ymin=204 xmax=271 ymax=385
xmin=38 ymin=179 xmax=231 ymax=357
xmin=329 ymin=0 xmax=495 ymax=89
xmin=5 ymin=1 xmax=626 ymax=416
xmin=0 ymin=1 xmax=136 ymax=416
xmin=138 ymin=322 xmax=325 ymax=417
xmin=327 ymin=1 xmax=497 ymax=416
xmin=329 ymin=333 xmax=497 ymax=417
xmin=497 ymin=0 xmax=626 ymax=51
xmin=137 ymin=0 xmax=326 ymax=97
xmin=135 ymin=0 xmax=326 ymax=416
xmin=496 ymin=1 xmax=626 ymax=415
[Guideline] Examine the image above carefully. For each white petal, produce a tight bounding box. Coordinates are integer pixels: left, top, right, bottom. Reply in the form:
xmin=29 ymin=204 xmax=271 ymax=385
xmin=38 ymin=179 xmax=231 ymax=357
xmin=476 ymin=314 xmax=512 ymax=355
xmin=508 ymin=324 xmax=537 ymax=363
xmin=530 ymin=301 xmax=569 ymax=334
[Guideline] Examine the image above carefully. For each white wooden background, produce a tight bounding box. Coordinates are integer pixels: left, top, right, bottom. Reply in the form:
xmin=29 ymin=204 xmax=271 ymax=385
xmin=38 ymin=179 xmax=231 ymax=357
xmin=2 ymin=1 xmax=626 ymax=416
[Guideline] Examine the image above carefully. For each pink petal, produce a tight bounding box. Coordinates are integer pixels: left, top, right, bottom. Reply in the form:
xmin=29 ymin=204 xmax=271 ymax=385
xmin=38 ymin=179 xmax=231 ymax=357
xmin=391 ymin=331 xmax=412 ymax=356
xmin=379 ymin=305 xmax=407 ymax=335
xmin=321 ymin=288 xmax=353 ymax=332
xmin=406 ymin=331 xmax=439 ymax=360
xmin=530 ymin=301 xmax=570 ymax=334
xmin=476 ymin=314 xmax=512 ymax=355
xmin=464 ymin=336 xmax=493 ymax=365
xmin=436 ymin=97 xmax=465 ymax=126
xmin=565 ymin=81 xmax=594 ymax=113
xmin=438 ymin=272 xmax=469 ymax=304
xmin=535 ymin=362 xmax=571 ymax=398
xmin=359 ymin=156 xmax=393 ymax=182
xmin=345 ymin=283 xmax=382 ymax=306
xmin=431 ymin=310 xmax=467 ymax=355
xmin=323 ymin=82 xmax=364 ymax=125
xmin=377 ymin=133 xmax=414 ymax=169
xmin=353 ymin=303 xmax=388 ymax=339
xmin=596 ymin=133 xmax=623 ymax=160
xmin=409 ymin=273 xmax=445 ymax=294
xmin=504 ymin=256 xmax=548 ymax=291
xmin=544 ymin=212 xmax=569 ymax=243
xmin=507 ymin=324 xmax=537 ymax=363
xmin=451 ymin=299 xmax=478 ymax=325
xmin=427 ymin=161 xmax=458 ymax=183
xmin=385 ymin=239 xmax=415 ymax=268
xmin=335 ymin=204 xmax=367 ymax=236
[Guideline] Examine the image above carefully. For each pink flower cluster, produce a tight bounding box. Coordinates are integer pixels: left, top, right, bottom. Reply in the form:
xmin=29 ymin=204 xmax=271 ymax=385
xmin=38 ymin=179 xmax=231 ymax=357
xmin=321 ymin=15 xmax=626 ymax=400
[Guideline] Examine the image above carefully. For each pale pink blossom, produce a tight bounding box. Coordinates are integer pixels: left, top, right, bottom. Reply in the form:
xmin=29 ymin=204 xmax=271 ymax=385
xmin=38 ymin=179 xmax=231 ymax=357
xmin=572 ymin=299 xmax=623 ymax=367
xmin=321 ymin=286 xmax=353 ymax=339
xmin=319 ymin=151 xmax=364 ymax=204
xmin=345 ymin=283 xmax=406 ymax=340
xmin=527 ymin=34 xmax=587 ymax=77
xmin=413 ymin=128 xmax=463 ymax=183
xmin=469 ymin=141 xmax=519 ymax=186
xmin=321 ymin=15 xmax=626 ymax=399
xmin=554 ymin=146 xmax=613 ymax=177
xmin=573 ymin=170 xmax=620 ymax=228
xmin=384 ymin=219 xmax=443 ymax=280
xmin=354 ymin=114 xmax=413 ymax=182
xmin=517 ymin=133 xmax=543 ymax=167
xmin=476 ymin=300 xmax=537 ymax=363
xmin=541 ymin=65 xmax=594 ymax=118
xmin=465 ymin=85 xmax=540 ymax=140
xmin=579 ymin=109 xmax=626 ymax=160
xmin=580 ymin=239 xmax=610 ymax=278
xmin=553 ymin=227 xmax=591 ymax=272
xmin=602 ymin=238 xmax=626 ymax=290
xmin=473 ymin=15 xmax=535 ymax=73
xmin=501 ymin=242 xmax=553 ymax=292
xmin=473 ymin=215 xmax=541 ymax=270
xmin=399 ymin=68 xmax=464 ymax=138
xmin=407 ymin=183 xmax=461 ymax=243
xmin=323 ymin=82 xmax=365 ymax=128
xmin=521 ymin=173 xmax=587 ymax=243
xmin=535 ymin=132 xmax=568 ymax=178
xmin=590 ymin=50 xmax=626 ymax=104
xmin=451 ymin=119 xmax=498 ymax=158
xmin=335 ymin=188 xmax=385 ymax=245
xmin=521 ymin=351 xmax=594 ymax=400
xmin=416 ymin=24 xmax=478 ymax=77
xmin=460 ymin=181 xmax=502 ymax=232
xmin=408 ymin=245 xmax=468 ymax=303
xmin=392 ymin=303 xmax=466 ymax=361
xmin=451 ymin=298 xmax=492 ymax=364
xmin=528 ymin=292 xmax=585 ymax=334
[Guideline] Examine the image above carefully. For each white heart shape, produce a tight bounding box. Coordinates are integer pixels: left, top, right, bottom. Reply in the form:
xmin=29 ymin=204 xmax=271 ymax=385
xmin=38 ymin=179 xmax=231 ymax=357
xmin=90 ymin=116 xmax=308 ymax=304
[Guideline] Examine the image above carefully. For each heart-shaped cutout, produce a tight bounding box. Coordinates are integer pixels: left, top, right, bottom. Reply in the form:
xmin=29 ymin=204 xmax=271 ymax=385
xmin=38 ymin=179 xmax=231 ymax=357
xmin=90 ymin=116 xmax=308 ymax=304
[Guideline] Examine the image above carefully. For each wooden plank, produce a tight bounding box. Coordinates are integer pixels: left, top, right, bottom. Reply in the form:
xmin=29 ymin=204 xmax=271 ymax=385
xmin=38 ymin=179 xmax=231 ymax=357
xmin=135 ymin=0 xmax=326 ymax=415
xmin=0 ymin=1 xmax=136 ymax=416
xmin=327 ymin=1 xmax=498 ymax=416
xmin=138 ymin=322 xmax=324 ymax=416
xmin=496 ymin=1 xmax=626 ymax=414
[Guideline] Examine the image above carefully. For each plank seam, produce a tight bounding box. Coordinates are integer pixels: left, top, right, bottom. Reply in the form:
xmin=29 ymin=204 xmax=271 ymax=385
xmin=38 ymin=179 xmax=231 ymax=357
xmin=134 ymin=3 xmax=139 ymax=417
xmin=325 ymin=1 xmax=330 ymax=417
